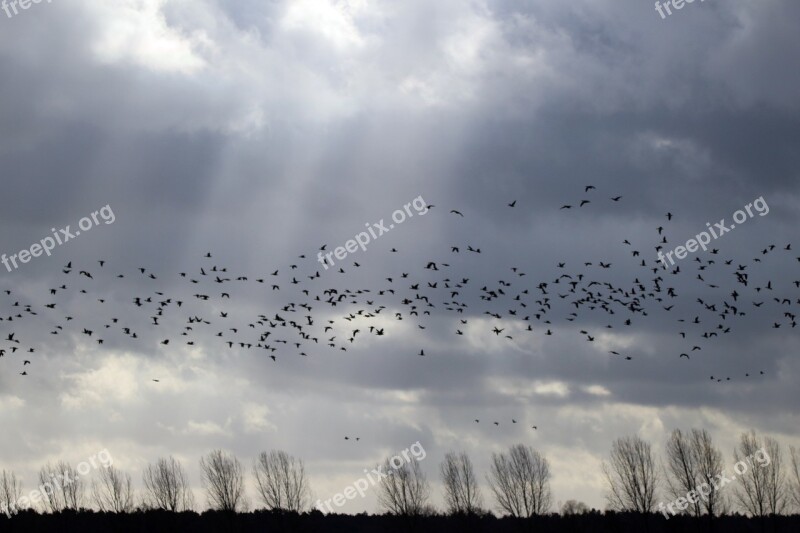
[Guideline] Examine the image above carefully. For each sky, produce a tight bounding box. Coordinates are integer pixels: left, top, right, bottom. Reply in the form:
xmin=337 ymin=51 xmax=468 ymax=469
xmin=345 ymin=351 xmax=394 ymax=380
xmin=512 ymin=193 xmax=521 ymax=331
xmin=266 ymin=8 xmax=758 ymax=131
xmin=0 ymin=0 xmax=799 ymax=514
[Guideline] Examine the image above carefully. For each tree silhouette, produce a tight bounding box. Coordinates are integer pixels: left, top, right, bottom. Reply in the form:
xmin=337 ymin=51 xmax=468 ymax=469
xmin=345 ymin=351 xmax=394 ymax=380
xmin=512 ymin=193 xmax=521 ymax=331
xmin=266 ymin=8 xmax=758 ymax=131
xmin=199 ymin=449 xmax=247 ymax=512
xmin=789 ymin=446 xmax=800 ymax=511
xmin=440 ymin=451 xmax=483 ymax=515
xmin=252 ymin=450 xmax=310 ymax=512
xmin=377 ymin=457 xmax=430 ymax=516
xmin=603 ymin=435 xmax=659 ymax=513
xmin=38 ymin=461 xmax=84 ymax=512
xmin=732 ymin=430 xmax=787 ymax=516
xmin=92 ymin=465 xmax=134 ymax=513
xmin=0 ymin=470 xmax=23 ymax=516
xmin=141 ymin=456 xmax=194 ymax=511
xmin=486 ymin=444 xmax=552 ymax=517
xmin=664 ymin=428 xmax=727 ymax=517
xmin=561 ymin=499 xmax=590 ymax=515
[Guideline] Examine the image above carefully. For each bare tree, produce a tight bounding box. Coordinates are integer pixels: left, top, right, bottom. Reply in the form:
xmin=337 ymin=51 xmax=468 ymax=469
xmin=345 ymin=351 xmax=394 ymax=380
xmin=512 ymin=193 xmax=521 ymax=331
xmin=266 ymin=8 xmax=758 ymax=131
xmin=200 ymin=450 xmax=247 ymax=512
xmin=561 ymin=499 xmax=590 ymax=515
xmin=732 ymin=431 xmax=786 ymax=517
xmin=252 ymin=450 xmax=310 ymax=511
xmin=142 ymin=456 xmax=194 ymax=511
xmin=377 ymin=458 xmax=431 ymax=516
xmin=603 ymin=435 xmax=659 ymax=513
xmin=790 ymin=446 xmax=800 ymax=511
xmin=38 ymin=464 xmax=66 ymax=513
xmin=0 ymin=470 xmax=23 ymax=516
xmin=664 ymin=429 xmax=702 ymax=517
xmin=691 ymin=428 xmax=730 ymax=516
xmin=38 ymin=461 xmax=85 ymax=512
xmin=92 ymin=465 xmax=134 ymax=513
xmin=664 ymin=428 xmax=727 ymax=517
xmin=487 ymin=444 xmax=552 ymax=517
xmin=440 ymin=451 xmax=483 ymax=515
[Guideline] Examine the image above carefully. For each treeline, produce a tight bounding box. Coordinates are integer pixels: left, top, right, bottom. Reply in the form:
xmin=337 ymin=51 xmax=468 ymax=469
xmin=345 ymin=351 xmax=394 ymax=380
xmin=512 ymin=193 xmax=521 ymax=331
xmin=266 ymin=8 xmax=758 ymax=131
xmin=602 ymin=428 xmax=800 ymax=519
xmin=0 ymin=450 xmax=313 ymax=516
xmin=1 ymin=428 xmax=799 ymax=526
xmin=368 ymin=428 xmax=800 ymax=520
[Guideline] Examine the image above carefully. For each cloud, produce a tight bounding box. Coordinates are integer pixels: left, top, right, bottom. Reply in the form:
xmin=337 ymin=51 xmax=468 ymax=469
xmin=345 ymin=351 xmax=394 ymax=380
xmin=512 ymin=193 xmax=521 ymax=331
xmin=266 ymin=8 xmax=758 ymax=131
xmin=0 ymin=0 xmax=798 ymax=513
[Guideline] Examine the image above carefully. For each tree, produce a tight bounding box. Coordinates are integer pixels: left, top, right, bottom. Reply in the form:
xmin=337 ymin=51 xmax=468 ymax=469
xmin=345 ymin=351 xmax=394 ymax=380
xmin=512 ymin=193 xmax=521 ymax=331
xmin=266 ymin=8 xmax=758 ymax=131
xmin=38 ymin=462 xmax=85 ymax=512
xmin=92 ymin=465 xmax=134 ymax=513
xmin=199 ymin=450 xmax=247 ymax=512
xmin=440 ymin=451 xmax=483 ymax=515
xmin=377 ymin=457 xmax=431 ymax=516
xmin=690 ymin=428 xmax=730 ymax=517
xmin=664 ymin=428 xmax=727 ymax=517
xmin=732 ymin=431 xmax=786 ymax=517
xmin=603 ymin=435 xmax=659 ymax=513
xmin=142 ymin=456 xmax=194 ymax=511
xmin=790 ymin=446 xmax=800 ymax=511
xmin=486 ymin=444 xmax=552 ymax=517
xmin=561 ymin=499 xmax=590 ymax=515
xmin=252 ymin=450 xmax=311 ymax=511
xmin=0 ymin=470 xmax=23 ymax=516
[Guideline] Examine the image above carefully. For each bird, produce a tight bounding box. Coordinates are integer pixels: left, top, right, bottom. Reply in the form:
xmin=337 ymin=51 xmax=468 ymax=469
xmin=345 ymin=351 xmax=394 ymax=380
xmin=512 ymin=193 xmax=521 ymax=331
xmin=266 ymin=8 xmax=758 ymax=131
xmin=0 ymin=199 xmax=786 ymax=444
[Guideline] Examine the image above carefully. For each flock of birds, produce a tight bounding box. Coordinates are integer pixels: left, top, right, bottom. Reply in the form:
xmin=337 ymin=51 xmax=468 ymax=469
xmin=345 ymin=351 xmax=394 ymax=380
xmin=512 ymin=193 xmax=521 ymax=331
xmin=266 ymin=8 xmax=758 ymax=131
xmin=1 ymin=186 xmax=794 ymax=434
